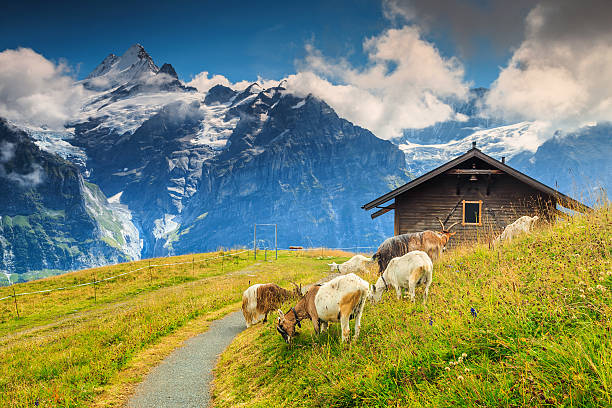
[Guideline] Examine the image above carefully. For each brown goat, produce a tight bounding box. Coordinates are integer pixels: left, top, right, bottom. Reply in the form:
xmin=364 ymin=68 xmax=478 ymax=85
xmin=372 ymin=219 xmax=458 ymax=274
xmin=242 ymin=283 xmax=299 ymax=328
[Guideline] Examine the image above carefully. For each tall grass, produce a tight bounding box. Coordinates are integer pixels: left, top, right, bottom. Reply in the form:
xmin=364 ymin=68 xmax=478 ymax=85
xmin=0 ymin=251 xmax=348 ymax=407
xmin=213 ymin=205 xmax=612 ymax=407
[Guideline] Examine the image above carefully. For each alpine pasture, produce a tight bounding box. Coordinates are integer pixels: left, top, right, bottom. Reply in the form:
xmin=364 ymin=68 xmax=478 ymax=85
xmin=0 ymin=249 xmax=348 ymax=407
xmin=213 ymin=205 xmax=611 ymax=407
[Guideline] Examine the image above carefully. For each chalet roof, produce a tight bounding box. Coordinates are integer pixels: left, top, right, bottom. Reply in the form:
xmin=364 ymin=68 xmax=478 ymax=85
xmin=362 ymin=146 xmax=589 ymax=213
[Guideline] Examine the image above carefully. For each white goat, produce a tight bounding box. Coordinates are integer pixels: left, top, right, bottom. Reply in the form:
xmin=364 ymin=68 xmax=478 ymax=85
xmin=493 ymin=215 xmax=539 ymax=247
xmin=277 ymin=273 xmax=370 ymax=343
xmin=371 ymin=250 xmax=433 ymax=304
xmin=328 ymin=255 xmax=375 ymax=275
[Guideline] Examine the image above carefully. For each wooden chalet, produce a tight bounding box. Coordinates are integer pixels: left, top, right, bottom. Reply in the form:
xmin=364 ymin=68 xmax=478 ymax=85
xmin=362 ymin=143 xmax=588 ymax=246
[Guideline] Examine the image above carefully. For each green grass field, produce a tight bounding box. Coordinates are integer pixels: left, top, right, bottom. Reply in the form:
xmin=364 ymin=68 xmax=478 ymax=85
xmin=0 ymin=249 xmax=350 ymax=407
xmin=213 ymin=206 xmax=611 ymax=407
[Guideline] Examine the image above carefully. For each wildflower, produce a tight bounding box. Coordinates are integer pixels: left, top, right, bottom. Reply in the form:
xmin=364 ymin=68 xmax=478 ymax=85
xmin=457 ymin=375 xmax=464 ymax=381
xmin=470 ymin=307 xmax=477 ymax=317
xmin=580 ymin=294 xmax=586 ymax=299
xmin=461 ymin=352 xmax=467 ymax=358
xmin=445 ymin=367 xmax=451 ymax=372
xmin=464 ymin=368 xmax=470 ymax=373
xmin=599 ymin=277 xmax=604 ymax=281
xmin=588 ymin=287 xmax=595 ymax=292
xmin=607 ymin=271 xmax=611 ymax=276
xmin=458 ymin=357 xmax=463 ymax=363
xmin=597 ymin=284 xmax=606 ymax=292
xmin=429 ymin=317 xmax=434 ymax=326
xmin=579 ymin=281 xmax=585 ymax=285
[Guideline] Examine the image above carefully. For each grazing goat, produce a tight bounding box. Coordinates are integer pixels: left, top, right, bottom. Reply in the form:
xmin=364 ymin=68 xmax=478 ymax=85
xmin=276 ymin=273 xmax=370 ymax=343
xmin=493 ymin=215 xmax=539 ymax=247
xmin=328 ymin=254 xmax=376 ymax=275
xmin=242 ymin=283 xmax=299 ymax=328
xmin=372 ymin=219 xmax=457 ymax=274
xmin=371 ymin=250 xmax=433 ymax=304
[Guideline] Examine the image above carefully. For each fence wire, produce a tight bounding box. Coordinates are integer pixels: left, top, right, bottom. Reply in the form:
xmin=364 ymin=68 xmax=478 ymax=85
xmin=1 ymin=244 xmax=379 ymax=302
xmin=0 ymin=249 xmax=250 ymax=301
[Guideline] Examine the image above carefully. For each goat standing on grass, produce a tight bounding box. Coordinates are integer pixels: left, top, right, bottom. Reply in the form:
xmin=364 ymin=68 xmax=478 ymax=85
xmin=371 ymin=250 xmax=433 ymax=304
xmin=276 ymin=273 xmax=370 ymax=343
xmin=372 ymin=219 xmax=457 ymax=274
xmin=242 ymin=283 xmax=300 ymax=328
xmin=493 ymin=215 xmax=539 ymax=247
xmin=328 ymin=254 xmax=376 ymax=275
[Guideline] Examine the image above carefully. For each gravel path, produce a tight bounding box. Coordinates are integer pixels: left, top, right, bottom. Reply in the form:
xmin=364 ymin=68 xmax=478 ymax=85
xmin=127 ymin=310 xmax=244 ymax=408
xmin=127 ymin=272 xmax=338 ymax=408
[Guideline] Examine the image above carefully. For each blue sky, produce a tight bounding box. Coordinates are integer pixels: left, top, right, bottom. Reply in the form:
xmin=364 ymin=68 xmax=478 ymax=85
xmin=0 ymin=0 xmax=512 ymax=87
xmin=2 ymin=0 xmax=610 ymax=139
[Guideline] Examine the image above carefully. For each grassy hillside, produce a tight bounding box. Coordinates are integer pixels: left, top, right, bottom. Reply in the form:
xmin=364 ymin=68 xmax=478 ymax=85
xmin=213 ymin=206 xmax=611 ymax=407
xmin=0 ymin=249 xmax=351 ymax=407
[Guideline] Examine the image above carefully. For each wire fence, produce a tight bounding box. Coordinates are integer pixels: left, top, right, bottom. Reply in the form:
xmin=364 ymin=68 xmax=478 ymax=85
xmin=0 ymin=244 xmax=378 ymax=308
xmin=282 ymin=246 xmax=377 ymax=251
xmin=0 ymin=248 xmax=250 ymax=302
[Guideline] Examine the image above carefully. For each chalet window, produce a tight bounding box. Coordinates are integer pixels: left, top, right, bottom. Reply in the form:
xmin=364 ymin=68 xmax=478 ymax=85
xmin=462 ymin=200 xmax=482 ymax=225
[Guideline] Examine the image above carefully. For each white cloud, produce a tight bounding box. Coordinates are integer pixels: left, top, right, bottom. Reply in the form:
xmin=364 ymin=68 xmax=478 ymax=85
xmin=285 ymin=26 xmax=471 ymax=139
xmin=187 ymin=71 xmax=279 ymax=93
xmin=0 ymin=48 xmax=89 ymax=129
xmin=0 ymin=141 xmax=15 ymax=163
xmin=0 ymin=141 xmax=44 ymax=188
xmin=485 ymin=0 xmax=612 ymax=130
xmin=186 ymin=71 xmax=232 ymax=92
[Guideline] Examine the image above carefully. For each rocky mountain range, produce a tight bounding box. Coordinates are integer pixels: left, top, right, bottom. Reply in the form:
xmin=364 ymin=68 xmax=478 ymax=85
xmin=0 ymin=44 xmax=609 ymax=282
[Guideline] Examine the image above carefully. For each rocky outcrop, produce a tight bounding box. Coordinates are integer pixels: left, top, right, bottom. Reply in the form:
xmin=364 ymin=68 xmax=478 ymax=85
xmin=0 ymin=119 xmax=139 ymax=281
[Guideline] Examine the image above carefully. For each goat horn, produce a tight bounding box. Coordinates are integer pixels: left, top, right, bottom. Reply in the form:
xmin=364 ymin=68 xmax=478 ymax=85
xmin=446 ymin=222 xmax=459 ymax=231
xmin=437 ymin=217 xmax=445 ymax=230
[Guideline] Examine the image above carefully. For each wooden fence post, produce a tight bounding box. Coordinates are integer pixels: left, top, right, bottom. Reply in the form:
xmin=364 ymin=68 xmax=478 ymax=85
xmin=149 ymin=261 xmax=153 ymax=284
xmin=192 ymin=257 xmax=195 ymax=277
xmin=93 ymin=273 xmax=97 ymax=303
xmin=12 ymin=286 xmax=19 ymax=318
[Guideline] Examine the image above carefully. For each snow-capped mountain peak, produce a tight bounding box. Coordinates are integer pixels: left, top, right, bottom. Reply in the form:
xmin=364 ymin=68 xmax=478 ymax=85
xmin=84 ymin=44 xmax=159 ymax=91
xmin=157 ymin=63 xmax=179 ymax=79
xmin=86 ymin=53 xmax=119 ymax=78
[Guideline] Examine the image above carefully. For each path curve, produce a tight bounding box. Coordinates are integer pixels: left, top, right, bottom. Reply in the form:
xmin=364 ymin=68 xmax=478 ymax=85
xmin=127 ymin=310 xmax=244 ymax=408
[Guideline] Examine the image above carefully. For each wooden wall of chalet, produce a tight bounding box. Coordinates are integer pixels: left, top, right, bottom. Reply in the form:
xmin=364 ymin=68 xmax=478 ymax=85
xmin=394 ymin=172 xmax=555 ymax=247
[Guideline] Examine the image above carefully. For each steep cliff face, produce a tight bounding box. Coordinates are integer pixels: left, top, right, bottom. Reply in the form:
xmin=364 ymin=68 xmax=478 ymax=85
xmin=69 ymin=81 xmax=409 ymax=256
xmin=173 ymin=91 xmax=408 ymax=252
xmin=0 ymin=120 xmax=138 ymax=281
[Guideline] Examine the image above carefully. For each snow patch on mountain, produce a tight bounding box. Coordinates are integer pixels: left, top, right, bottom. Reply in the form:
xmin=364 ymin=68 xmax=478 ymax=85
xmin=399 ymin=121 xmax=549 ymax=174
xmin=191 ymin=102 xmax=239 ymax=149
xmin=108 ymin=191 xmax=123 ymax=204
xmin=153 ymin=214 xmax=179 ymax=240
xmin=22 ymin=126 xmax=88 ymax=169
xmin=76 ymin=91 xmax=203 ymax=136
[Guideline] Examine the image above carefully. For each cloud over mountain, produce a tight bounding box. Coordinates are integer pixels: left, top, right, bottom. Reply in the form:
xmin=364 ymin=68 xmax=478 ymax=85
xmin=0 ymin=48 xmax=87 ymax=129
xmin=485 ymin=0 xmax=612 ymax=129
xmin=285 ymin=26 xmax=471 ymax=140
